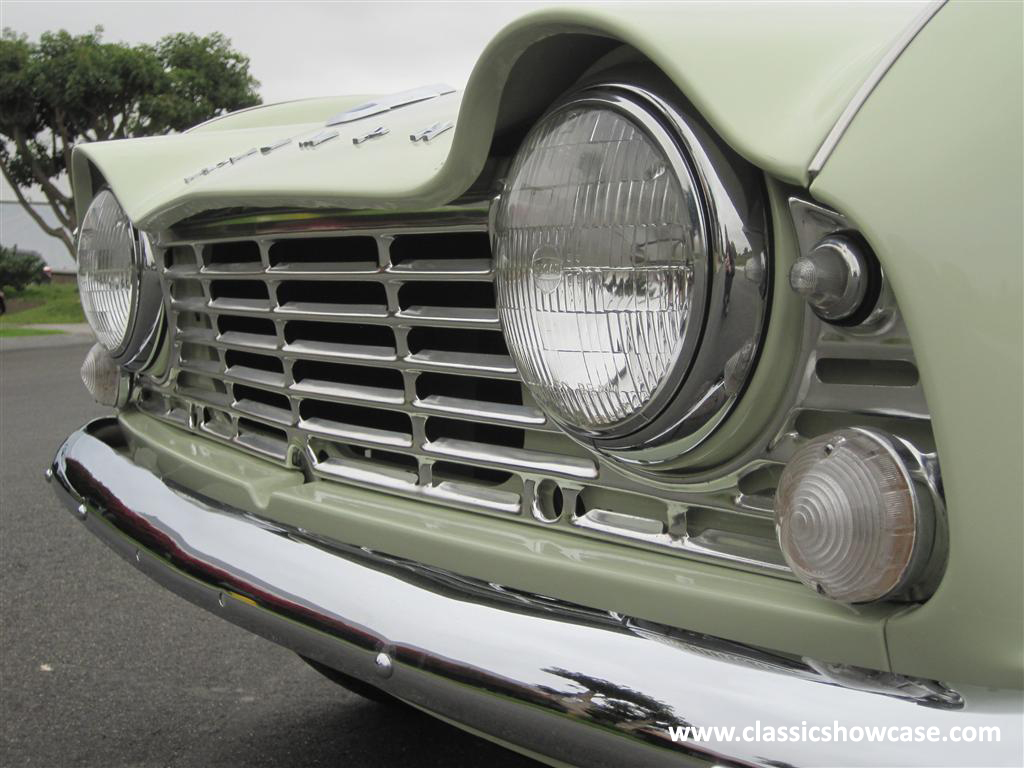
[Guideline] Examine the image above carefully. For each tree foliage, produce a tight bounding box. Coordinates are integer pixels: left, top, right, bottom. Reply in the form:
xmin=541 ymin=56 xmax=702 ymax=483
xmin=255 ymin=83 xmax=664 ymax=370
xmin=0 ymin=244 xmax=46 ymax=292
xmin=0 ymin=27 xmax=261 ymax=257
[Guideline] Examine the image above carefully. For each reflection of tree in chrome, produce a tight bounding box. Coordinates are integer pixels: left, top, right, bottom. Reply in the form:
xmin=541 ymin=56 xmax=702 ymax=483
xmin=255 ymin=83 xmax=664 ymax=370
xmin=538 ymin=667 xmax=689 ymax=732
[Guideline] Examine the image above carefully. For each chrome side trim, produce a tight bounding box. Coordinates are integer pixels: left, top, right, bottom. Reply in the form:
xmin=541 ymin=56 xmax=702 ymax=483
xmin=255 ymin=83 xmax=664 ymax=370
xmin=807 ymin=0 xmax=947 ymax=179
xmin=325 ymin=84 xmax=456 ymax=126
xmin=410 ymin=121 xmax=454 ymax=142
xmin=298 ymin=129 xmax=339 ymax=149
xmin=352 ymin=125 xmax=390 ymax=145
xmin=49 ymin=418 xmax=1022 ymax=768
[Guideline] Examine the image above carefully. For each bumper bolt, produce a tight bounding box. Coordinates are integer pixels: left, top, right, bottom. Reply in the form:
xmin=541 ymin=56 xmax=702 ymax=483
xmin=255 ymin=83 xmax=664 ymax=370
xmin=374 ymin=652 xmax=394 ymax=679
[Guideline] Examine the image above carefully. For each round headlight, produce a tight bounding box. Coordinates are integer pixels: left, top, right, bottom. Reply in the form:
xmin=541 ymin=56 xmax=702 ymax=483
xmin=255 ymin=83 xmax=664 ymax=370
xmin=775 ymin=429 xmax=936 ymax=603
xmin=77 ymin=190 xmax=139 ymax=354
xmin=493 ymin=85 xmax=769 ymax=464
xmin=495 ymin=102 xmax=705 ymax=433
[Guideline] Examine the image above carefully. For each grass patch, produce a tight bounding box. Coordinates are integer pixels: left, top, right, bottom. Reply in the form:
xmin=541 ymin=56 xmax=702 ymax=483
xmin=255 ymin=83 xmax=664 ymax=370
xmin=0 ymin=282 xmax=85 ymax=325
xmin=0 ymin=326 xmax=65 ymax=337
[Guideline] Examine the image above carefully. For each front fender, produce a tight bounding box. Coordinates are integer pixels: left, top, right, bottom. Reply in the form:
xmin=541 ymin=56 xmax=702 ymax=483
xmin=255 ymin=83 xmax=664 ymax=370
xmin=71 ymin=3 xmax=924 ymax=229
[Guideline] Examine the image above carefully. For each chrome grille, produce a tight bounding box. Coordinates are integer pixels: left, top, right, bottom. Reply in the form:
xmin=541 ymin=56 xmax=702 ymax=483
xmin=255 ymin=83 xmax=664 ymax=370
xmin=136 ymin=204 xmax=935 ymax=576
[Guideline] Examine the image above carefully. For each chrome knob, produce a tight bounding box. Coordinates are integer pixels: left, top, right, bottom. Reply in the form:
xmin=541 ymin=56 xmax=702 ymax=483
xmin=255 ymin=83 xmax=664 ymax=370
xmin=790 ymin=235 xmax=870 ymax=322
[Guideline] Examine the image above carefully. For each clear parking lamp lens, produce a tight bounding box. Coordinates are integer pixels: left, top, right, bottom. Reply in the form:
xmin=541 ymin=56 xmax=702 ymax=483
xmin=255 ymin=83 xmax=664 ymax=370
xmin=77 ymin=190 xmax=139 ymax=353
xmin=775 ymin=429 xmax=933 ymax=603
xmin=81 ymin=343 xmax=126 ymax=407
xmin=493 ymin=104 xmax=705 ymax=436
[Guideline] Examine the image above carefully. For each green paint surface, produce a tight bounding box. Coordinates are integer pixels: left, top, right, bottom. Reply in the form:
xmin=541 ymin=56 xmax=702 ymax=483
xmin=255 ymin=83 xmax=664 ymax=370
xmin=811 ymin=0 xmax=1024 ymax=689
xmin=70 ymin=4 xmax=922 ymax=229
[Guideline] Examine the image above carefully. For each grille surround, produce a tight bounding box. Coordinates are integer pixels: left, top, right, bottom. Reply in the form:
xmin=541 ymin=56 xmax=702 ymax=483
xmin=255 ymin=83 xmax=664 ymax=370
xmin=135 ymin=201 xmax=936 ymax=579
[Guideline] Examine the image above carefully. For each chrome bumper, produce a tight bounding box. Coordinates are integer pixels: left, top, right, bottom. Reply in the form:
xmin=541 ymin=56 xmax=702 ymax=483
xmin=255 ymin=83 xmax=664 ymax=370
xmin=50 ymin=418 xmax=1022 ymax=768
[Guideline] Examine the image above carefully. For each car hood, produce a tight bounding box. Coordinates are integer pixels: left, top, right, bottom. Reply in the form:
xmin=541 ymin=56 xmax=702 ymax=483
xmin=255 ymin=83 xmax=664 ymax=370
xmin=71 ymin=2 xmax=928 ymax=230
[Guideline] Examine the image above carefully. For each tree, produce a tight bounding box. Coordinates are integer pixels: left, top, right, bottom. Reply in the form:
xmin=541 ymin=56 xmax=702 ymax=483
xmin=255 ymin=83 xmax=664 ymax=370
xmin=0 ymin=27 xmax=261 ymax=258
xmin=0 ymin=245 xmax=46 ymax=292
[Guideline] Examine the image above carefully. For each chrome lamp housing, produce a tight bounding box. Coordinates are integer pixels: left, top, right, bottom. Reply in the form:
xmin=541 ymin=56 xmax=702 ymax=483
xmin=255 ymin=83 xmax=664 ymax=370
xmin=76 ymin=189 xmax=163 ymax=371
xmin=493 ymin=84 xmax=770 ymax=467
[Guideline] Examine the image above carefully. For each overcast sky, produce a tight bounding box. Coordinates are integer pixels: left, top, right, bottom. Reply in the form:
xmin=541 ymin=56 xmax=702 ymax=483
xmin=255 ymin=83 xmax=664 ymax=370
xmin=1 ymin=0 xmax=552 ymax=217
xmin=1 ymin=1 xmax=547 ymax=103
xmin=1 ymin=1 xmax=548 ymax=256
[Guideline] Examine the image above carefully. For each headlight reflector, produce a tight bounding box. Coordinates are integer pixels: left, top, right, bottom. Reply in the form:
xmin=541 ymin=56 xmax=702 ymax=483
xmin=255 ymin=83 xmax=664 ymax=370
xmin=77 ymin=190 xmax=139 ymax=353
xmin=775 ymin=429 xmax=934 ymax=603
xmin=494 ymin=103 xmax=706 ymax=435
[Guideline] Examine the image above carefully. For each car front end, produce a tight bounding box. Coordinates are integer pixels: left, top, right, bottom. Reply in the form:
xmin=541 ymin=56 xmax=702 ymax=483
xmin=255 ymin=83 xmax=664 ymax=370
xmin=49 ymin=3 xmax=1023 ymax=766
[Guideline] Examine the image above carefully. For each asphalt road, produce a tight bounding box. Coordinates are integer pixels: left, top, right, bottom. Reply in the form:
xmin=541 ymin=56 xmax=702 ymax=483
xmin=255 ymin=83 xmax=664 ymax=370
xmin=0 ymin=341 xmax=538 ymax=768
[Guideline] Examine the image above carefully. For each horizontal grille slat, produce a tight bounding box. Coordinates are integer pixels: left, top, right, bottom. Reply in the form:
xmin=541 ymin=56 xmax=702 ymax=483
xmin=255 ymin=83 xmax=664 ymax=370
xmin=424 ymin=437 xmax=598 ymax=480
xmin=235 ymin=421 xmax=289 ymax=460
xmin=283 ymin=340 xmax=397 ymax=362
xmin=389 ymin=258 xmax=492 ymax=276
xmin=429 ymin=480 xmax=522 ymax=515
xmin=413 ymin=395 xmax=548 ymax=428
xmin=202 ymin=263 xmax=264 ymax=275
xmin=225 ymin=366 xmax=287 ymax=388
xmin=397 ymin=306 xmax=500 ymax=328
xmin=210 ymin=298 xmax=275 ymax=313
xmin=216 ymin=331 xmax=280 ymax=351
xmin=314 ymin=454 xmax=419 ymax=487
xmin=312 ymin=456 xmax=522 ymax=515
xmin=406 ymin=350 xmax=518 ymax=376
xmin=173 ymin=297 xmax=505 ymax=329
xmin=291 ymin=379 xmax=405 ymax=406
xmin=278 ymin=302 xmax=389 ymax=319
xmin=300 ymin=417 xmax=414 ymax=448
xmin=233 ymin=398 xmax=294 ymax=426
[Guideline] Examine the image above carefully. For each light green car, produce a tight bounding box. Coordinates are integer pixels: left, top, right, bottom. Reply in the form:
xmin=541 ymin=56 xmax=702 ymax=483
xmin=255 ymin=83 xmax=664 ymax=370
xmin=50 ymin=3 xmax=1022 ymax=766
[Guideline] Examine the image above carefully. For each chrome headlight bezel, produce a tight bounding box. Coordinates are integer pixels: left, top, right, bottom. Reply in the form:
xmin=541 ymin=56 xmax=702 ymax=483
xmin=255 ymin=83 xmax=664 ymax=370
xmin=77 ymin=189 xmax=164 ymax=371
xmin=493 ymin=83 xmax=771 ymax=468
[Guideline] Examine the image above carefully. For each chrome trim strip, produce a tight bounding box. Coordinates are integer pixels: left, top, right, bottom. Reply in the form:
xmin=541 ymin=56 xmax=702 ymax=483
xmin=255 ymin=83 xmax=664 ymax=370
xmin=325 ymin=84 xmax=456 ymax=127
xmin=259 ymin=137 xmax=292 ymax=155
xmin=410 ymin=121 xmax=454 ymax=142
xmin=49 ymin=418 xmax=1022 ymax=768
xmin=229 ymin=148 xmax=258 ymax=165
xmin=807 ymin=0 xmax=947 ymax=179
xmin=298 ymin=129 xmax=339 ymax=149
xmin=352 ymin=126 xmax=389 ymax=145
xmin=164 ymin=203 xmax=490 ymax=241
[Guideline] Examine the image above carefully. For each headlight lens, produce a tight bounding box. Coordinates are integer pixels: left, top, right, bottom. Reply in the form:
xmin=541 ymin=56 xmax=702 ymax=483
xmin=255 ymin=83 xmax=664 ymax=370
xmin=494 ymin=103 xmax=706 ymax=435
xmin=77 ymin=190 xmax=139 ymax=353
xmin=775 ymin=429 xmax=933 ymax=603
